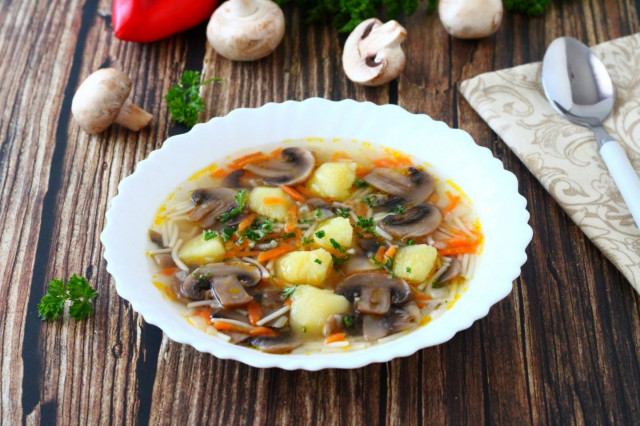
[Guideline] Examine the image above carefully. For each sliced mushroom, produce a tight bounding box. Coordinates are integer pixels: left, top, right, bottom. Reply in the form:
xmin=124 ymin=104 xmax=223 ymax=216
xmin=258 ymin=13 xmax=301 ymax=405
xmin=222 ymin=169 xmax=250 ymax=189
xmin=226 ymin=332 xmax=252 ymax=344
xmin=243 ymin=147 xmax=315 ymax=186
xmin=438 ymin=258 xmax=461 ymax=283
xmin=335 ymin=272 xmax=412 ymax=316
xmin=380 ymin=204 xmax=442 ymax=239
xmin=153 ymin=253 xmax=176 ymax=269
xmin=248 ymin=330 xmax=303 ymax=354
xmin=179 ymin=262 xmax=261 ymax=302
xmin=323 ymin=314 xmax=344 ymax=337
xmin=189 ymin=188 xmax=244 ymax=228
xmin=363 ymin=167 xmax=435 ymax=204
xmin=148 ymin=229 xmax=164 ymax=247
xmin=306 ymin=198 xmax=335 ymax=219
xmin=344 ymin=256 xmax=378 ymax=275
xmin=361 ymin=307 xmax=418 ymax=341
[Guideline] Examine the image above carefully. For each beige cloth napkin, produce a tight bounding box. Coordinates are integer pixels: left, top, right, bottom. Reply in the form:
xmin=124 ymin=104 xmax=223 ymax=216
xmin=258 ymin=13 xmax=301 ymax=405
xmin=460 ymin=33 xmax=640 ymax=293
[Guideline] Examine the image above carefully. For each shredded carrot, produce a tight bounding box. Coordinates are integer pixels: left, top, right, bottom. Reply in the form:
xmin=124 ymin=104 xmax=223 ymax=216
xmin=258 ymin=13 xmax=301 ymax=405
xmin=413 ymin=292 xmax=433 ymax=301
xmin=270 ymin=147 xmax=283 ymax=157
xmin=331 ymin=151 xmax=349 ymax=161
xmin=280 ymin=185 xmax=306 ymax=202
xmin=231 ymin=152 xmax=263 ymax=166
xmin=285 ymin=297 xmax=293 ymax=306
xmin=210 ymin=168 xmax=230 ymax=178
xmin=325 ymin=332 xmax=346 ymax=344
xmin=257 ymin=245 xmax=296 ymax=263
xmin=446 ymin=237 xmax=473 ymax=248
xmin=234 ymin=251 xmax=260 ymax=257
xmin=159 ymin=267 xmax=178 ymax=276
xmin=356 ymin=166 xmax=373 ymax=178
xmin=226 ymin=240 xmax=249 ymax=257
xmin=384 ymin=245 xmax=397 ymax=259
xmin=213 ymin=321 xmax=251 ymax=333
xmin=438 ymin=245 xmax=478 ymax=256
xmin=238 ymin=213 xmax=256 ymax=231
xmin=247 ymin=301 xmax=263 ymax=326
xmin=428 ymin=193 xmax=439 ymax=203
xmin=285 ymin=204 xmax=298 ymax=232
xmin=442 ymin=191 xmax=461 ymax=215
xmin=163 ymin=286 xmax=177 ymax=301
xmin=416 ymin=301 xmax=429 ymax=309
xmin=374 ymin=246 xmax=386 ymax=263
xmin=294 ymin=185 xmax=312 ymax=197
xmin=263 ymin=197 xmax=289 ymax=205
xmin=249 ymin=327 xmax=278 ymax=337
xmin=196 ymin=307 xmax=213 ymax=323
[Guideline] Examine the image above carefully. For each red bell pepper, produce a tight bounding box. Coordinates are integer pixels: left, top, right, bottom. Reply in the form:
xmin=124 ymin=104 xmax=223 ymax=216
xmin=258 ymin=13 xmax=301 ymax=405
xmin=112 ymin=0 xmax=219 ymax=43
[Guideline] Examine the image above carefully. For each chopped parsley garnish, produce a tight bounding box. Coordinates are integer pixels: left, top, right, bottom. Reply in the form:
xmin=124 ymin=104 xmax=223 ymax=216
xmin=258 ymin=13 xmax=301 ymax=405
xmin=165 ymin=70 xmax=222 ymax=127
xmin=331 ymin=254 xmax=351 ymax=270
xmin=361 ymin=195 xmax=380 ymax=208
xmin=406 ymin=239 xmax=415 ymax=245
xmin=314 ymin=258 xmax=322 ymax=265
xmin=220 ymin=226 xmax=237 ymax=242
xmin=302 ymin=236 xmax=314 ymax=245
xmin=315 ymin=230 xmax=326 ymax=239
xmin=354 ymin=216 xmax=376 ymax=235
xmin=278 ymin=232 xmax=297 ymax=240
xmin=219 ymin=189 xmax=247 ymax=222
xmin=406 ymin=267 xmax=412 ymax=273
xmin=342 ymin=316 xmax=354 ymax=327
xmin=202 ymin=229 xmax=217 ymax=241
xmin=370 ymin=255 xmax=396 ymax=278
xmin=336 ymin=207 xmax=351 ymax=218
xmin=37 ymin=275 xmax=97 ymax=321
xmin=298 ymin=218 xmax=315 ymax=224
xmin=392 ymin=205 xmax=406 ymax=215
xmin=302 ymin=326 xmax=308 ymax=333
xmin=281 ymin=285 xmax=298 ymax=299
xmin=329 ymin=238 xmax=345 ymax=252
xmin=354 ymin=178 xmax=368 ymax=188
xmin=315 ymin=209 xmax=323 ymax=218
xmin=193 ymin=272 xmax=213 ymax=282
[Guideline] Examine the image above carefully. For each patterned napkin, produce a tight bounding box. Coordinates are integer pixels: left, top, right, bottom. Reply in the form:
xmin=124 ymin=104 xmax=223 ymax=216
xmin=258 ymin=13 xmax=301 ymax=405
xmin=460 ymin=33 xmax=640 ymax=293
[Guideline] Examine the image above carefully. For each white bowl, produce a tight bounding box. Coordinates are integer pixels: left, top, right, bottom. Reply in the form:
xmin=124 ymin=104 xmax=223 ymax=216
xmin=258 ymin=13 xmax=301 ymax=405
xmin=101 ymin=98 xmax=532 ymax=370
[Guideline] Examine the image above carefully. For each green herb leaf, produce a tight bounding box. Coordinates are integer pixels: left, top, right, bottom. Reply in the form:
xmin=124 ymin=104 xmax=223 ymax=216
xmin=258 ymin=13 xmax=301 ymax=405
xmin=202 ymin=229 xmax=218 ymax=241
xmin=165 ymin=71 xmax=222 ymax=127
xmin=314 ymin=258 xmax=322 ymax=265
xmin=220 ymin=226 xmax=237 ymax=242
xmin=219 ymin=189 xmax=247 ymax=223
xmin=315 ymin=209 xmax=323 ymax=218
xmin=315 ymin=230 xmax=326 ymax=239
xmin=406 ymin=239 xmax=415 ymax=245
xmin=354 ymin=178 xmax=368 ymax=188
xmin=37 ymin=279 xmax=67 ymax=321
xmin=406 ymin=267 xmax=412 ymax=273
xmin=281 ymin=285 xmax=298 ymax=299
xmin=302 ymin=326 xmax=308 ymax=333
xmin=331 ymin=254 xmax=351 ymax=270
xmin=38 ymin=275 xmax=97 ymax=321
xmin=302 ymin=236 xmax=314 ymax=245
xmin=336 ymin=208 xmax=351 ymax=218
xmin=392 ymin=205 xmax=405 ymax=215
xmin=342 ymin=316 xmax=354 ymax=327
xmin=329 ymin=238 xmax=345 ymax=252
xmin=354 ymin=215 xmax=376 ymax=235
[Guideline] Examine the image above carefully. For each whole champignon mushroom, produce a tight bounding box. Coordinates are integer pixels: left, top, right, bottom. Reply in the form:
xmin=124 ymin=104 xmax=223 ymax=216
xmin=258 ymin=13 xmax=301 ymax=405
xmin=206 ymin=0 xmax=285 ymax=61
xmin=189 ymin=187 xmax=245 ymax=228
xmin=380 ymin=203 xmax=442 ymax=239
xmin=342 ymin=18 xmax=407 ymax=87
xmin=243 ymin=147 xmax=315 ymax=186
xmin=363 ymin=167 xmax=435 ymax=204
xmin=179 ymin=262 xmax=261 ymax=305
xmin=438 ymin=0 xmax=503 ymax=39
xmin=71 ymin=68 xmax=152 ymax=134
xmin=336 ymin=272 xmax=412 ymax=316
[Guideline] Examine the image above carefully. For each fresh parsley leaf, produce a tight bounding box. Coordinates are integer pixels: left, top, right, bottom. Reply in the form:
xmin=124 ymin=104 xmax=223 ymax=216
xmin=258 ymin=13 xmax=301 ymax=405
xmin=38 ymin=275 xmax=97 ymax=321
xmin=302 ymin=236 xmax=314 ymax=245
xmin=331 ymin=254 xmax=351 ymax=270
xmin=335 ymin=207 xmax=351 ymax=218
xmin=314 ymin=258 xmax=322 ymax=265
xmin=202 ymin=229 xmax=217 ymax=241
xmin=298 ymin=218 xmax=315 ymax=224
xmin=354 ymin=216 xmax=376 ymax=235
xmin=315 ymin=230 xmax=326 ymax=239
xmin=354 ymin=178 xmax=368 ymax=188
xmin=406 ymin=239 xmax=415 ymax=245
xmin=315 ymin=209 xmax=323 ymax=218
xmin=219 ymin=190 xmax=247 ymax=222
xmin=278 ymin=232 xmax=297 ymax=240
xmin=165 ymin=71 xmax=221 ymax=127
xmin=302 ymin=326 xmax=308 ymax=333
xmin=220 ymin=226 xmax=237 ymax=242
xmin=370 ymin=255 xmax=396 ymax=278
xmin=406 ymin=267 xmax=412 ymax=273
xmin=392 ymin=205 xmax=405 ymax=215
xmin=342 ymin=316 xmax=354 ymax=327
xmin=281 ymin=285 xmax=298 ymax=299
xmin=361 ymin=195 xmax=379 ymax=208
xmin=329 ymin=238 xmax=345 ymax=252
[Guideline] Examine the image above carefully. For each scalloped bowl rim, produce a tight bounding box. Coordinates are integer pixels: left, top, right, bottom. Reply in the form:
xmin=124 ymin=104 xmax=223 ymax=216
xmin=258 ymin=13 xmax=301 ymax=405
xmin=101 ymin=98 xmax=532 ymax=370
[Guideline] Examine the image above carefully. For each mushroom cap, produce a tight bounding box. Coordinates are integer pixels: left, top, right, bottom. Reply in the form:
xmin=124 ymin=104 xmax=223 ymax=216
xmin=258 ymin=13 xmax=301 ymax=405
xmin=243 ymin=147 xmax=316 ymax=186
xmin=189 ymin=187 xmax=245 ymax=228
xmin=342 ymin=18 xmax=407 ymax=87
xmin=336 ymin=272 xmax=412 ymax=314
xmin=206 ymin=0 xmax=285 ymax=61
xmin=380 ymin=203 xmax=443 ymax=239
xmin=363 ymin=167 xmax=435 ymax=204
xmin=180 ymin=262 xmax=261 ymax=301
xmin=71 ymin=68 xmax=132 ymax=134
xmin=438 ymin=0 xmax=503 ymax=39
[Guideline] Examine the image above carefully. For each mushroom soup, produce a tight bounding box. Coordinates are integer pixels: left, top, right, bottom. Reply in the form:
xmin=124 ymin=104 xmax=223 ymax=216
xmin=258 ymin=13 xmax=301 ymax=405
xmin=148 ymin=141 xmax=483 ymax=354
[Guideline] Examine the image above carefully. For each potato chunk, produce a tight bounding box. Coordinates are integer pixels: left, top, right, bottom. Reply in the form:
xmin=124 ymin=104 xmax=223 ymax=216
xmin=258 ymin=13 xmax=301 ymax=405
xmin=275 ymin=249 xmax=333 ymax=286
xmin=314 ymin=217 xmax=353 ymax=250
xmin=248 ymin=187 xmax=293 ymax=221
xmin=178 ymin=235 xmax=226 ymax=266
xmin=307 ymin=162 xmax=356 ymax=201
xmin=393 ymin=244 xmax=438 ymax=283
xmin=289 ymin=285 xmax=351 ymax=336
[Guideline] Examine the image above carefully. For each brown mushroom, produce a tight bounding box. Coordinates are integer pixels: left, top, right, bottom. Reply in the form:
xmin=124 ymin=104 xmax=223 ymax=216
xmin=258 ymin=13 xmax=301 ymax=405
xmin=335 ymin=272 xmax=412 ymax=316
xmin=212 ymin=276 xmax=254 ymax=308
xmin=342 ymin=18 xmax=407 ymax=86
xmin=248 ymin=330 xmax=303 ymax=354
xmin=243 ymin=147 xmax=315 ymax=186
xmin=380 ymin=204 xmax=442 ymax=239
xmin=438 ymin=258 xmax=461 ymax=283
xmin=179 ymin=262 xmax=261 ymax=303
xmin=363 ymin=167 xmax=435 ymax=204
xmin=189 ymin=188 xmax=245 ymax=228
xmin=222 ymin=169 xmax=251 ymax=189
xmin=361 ymin=307 xmax=418 ymax=341
xmin=71 ymin=68 xmax=152 ymax=134
xmin=206 ymin=0 xmax=285 ymax=61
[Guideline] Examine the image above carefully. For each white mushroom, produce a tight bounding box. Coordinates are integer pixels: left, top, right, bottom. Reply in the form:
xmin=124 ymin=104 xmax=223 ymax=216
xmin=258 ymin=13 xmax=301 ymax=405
xmin=71 ymin=68 xmax=152 ymax=134
xmin=438 ymin=0 xmax=503 ymax=39
xmin=342 ymin=18 xmax=407 ymax=87
xmin=206 ymin=0 xmax=285 ymax=61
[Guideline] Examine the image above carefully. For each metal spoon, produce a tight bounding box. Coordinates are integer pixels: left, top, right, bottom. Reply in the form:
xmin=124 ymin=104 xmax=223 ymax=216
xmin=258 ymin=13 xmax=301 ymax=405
xmin=541 ymin=36 xmax=640 ymax=228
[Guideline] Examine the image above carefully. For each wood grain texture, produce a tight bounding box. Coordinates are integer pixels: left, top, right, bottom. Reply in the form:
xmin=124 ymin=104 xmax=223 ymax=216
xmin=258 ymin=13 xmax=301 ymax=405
xmin=1 ymin=0 xmax=639 ymax=424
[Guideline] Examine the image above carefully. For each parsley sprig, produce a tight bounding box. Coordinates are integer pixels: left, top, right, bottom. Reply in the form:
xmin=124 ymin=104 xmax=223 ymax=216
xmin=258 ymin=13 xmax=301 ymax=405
xmin=219 ymin=190 xmax=247 ymax=222
xmin=165 ymin=71 xmax=221 ymax=127
xmin=38 ymin=275 xmax=97 ymax=321
xmin=282 ymin=285 xmax=298 ymax=299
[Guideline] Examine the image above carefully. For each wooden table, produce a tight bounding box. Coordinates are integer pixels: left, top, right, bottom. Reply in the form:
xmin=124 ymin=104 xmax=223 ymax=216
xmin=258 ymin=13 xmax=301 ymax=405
xmin=2 ymin=0 xmax=640 ymax=424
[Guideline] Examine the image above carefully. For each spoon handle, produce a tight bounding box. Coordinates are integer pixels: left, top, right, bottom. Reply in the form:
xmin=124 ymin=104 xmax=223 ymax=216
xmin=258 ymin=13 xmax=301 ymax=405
xmin=596 ymin=128 xmax=640 ymax=228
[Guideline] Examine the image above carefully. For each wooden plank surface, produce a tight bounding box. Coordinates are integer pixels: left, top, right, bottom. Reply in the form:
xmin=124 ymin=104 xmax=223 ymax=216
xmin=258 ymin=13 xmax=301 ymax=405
xmin=1 ymin=0 xmax=639 ymax=424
